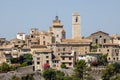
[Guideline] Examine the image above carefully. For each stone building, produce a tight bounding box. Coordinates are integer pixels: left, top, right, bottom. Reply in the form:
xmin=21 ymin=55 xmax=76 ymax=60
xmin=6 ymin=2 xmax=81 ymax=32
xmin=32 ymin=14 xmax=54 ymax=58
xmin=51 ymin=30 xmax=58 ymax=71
xmin=49 ymin=38 xmax=92 ymax=69
xmin=33 ymin=48 xmax=52 ymax=71
xmin=72 ymin=13 xmax=81 ymax=39
xmin=48 ymin=16 xmax=66 ymax=43
xmin=0 ymin=38 xmax=9 ymax=46
xmin=88 ymin=31 xmax=120 ymax=62
xmin=17 ymin=33 xmax=26 ymax=41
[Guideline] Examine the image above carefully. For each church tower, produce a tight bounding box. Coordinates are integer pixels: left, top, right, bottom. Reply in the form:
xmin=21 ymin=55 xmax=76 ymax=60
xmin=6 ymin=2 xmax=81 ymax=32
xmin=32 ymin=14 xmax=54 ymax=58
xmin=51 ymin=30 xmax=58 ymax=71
xmin=72 ymin=13 xmax=81 ymax=39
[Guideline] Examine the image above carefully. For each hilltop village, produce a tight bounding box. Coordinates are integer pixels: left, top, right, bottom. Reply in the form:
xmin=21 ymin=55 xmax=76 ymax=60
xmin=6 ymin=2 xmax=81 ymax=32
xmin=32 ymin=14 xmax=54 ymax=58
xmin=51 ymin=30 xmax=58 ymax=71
xmin=0 ymin=13 xmax=120 ymax=72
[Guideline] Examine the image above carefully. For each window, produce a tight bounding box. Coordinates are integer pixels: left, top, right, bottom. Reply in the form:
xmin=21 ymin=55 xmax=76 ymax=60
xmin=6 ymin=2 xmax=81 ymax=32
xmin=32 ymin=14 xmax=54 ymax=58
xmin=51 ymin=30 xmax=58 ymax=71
xmin=46 ymin=60 xmax=49 ymax=64
xmin=57 ymin=35 xmax=59 ymax=37
xmin=69 ymin=63 xmax=72 ymax=66
xmin=46 ymin=56 xmax=49 ymax=58
xmin=43 ymin=36 xmax=45 ymax=39
xmin=43 ymin=41 xmax=46 ymax=45
xmin=95 ymin=39 xmax=98 ymax=44
xmin=58 ymin=48 xmax=60 ymax=51
xmin=75 ymin=17 xmax=78 ymax=22
xmin=113 ymin=58 xmax=115 ymax=60
xmin=62 ymin=57 xmax=65 ymax=60
xmin=63 ymin=48 xmax=65 ymax=51
xmin=107 ymin=49 xmax=109 ymax=52
xmin=104 ymin=39 xmax=106 ymax=43
xmin=53 ymin=64 xmax=56 ymax=67
xmin=31 ymin=35 xmax=33 ymax=38
xmin=99 ymin=49 xmax=101 ymax=52
xmin=116 ymin=53 xmax=118 ymax=56
xmin=37 ymin=57 xmax=40 ymax=60
xmin=99 ymin=36 xmax=102 ymax=38
xmin=117 ymin=58 xmax=119 ymax=60
xmin=37 ymin=62 xmax=40 ymax=64
xmin=69 ymin=57 xmax=72 ymax=60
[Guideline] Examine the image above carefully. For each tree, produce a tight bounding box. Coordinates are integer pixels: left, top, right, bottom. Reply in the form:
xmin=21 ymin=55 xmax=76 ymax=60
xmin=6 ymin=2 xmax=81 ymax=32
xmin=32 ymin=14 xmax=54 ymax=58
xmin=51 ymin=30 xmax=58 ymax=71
xmin=43 ymin=69 xmax=65 ymax=80
xmin=20 ymin=62 xmax=28 ymax=67
xmin=43 ymin=69 xmax=56 ymax=80
xmin=101 ymin=62 xmax=120 ymax=80
xmin=85 ymin=75 xmax=95 ymax=80
xmin=55 ymin=70 xmax=64 ymax=80
xmin=97 ymin=53 xmax=108 ymax=66
xmin=22 ymin=74 xmax=34 ymax=80
xmin=0 ymin=62 xmax=10 ymax=72
xmin=110 ymin=73 xmax=120 ymax=80
xmin=74 ymin=60 xmax=87 ymax=80
xmin=11 ymin=75 xmax=21 ymax=80
xmin=10 ymin=57 xmax=19 ymax=64
xmin=92 ymin=44 xmax=98 ymax=52
xmin=61 ymin=64 xmax=66 ymax=68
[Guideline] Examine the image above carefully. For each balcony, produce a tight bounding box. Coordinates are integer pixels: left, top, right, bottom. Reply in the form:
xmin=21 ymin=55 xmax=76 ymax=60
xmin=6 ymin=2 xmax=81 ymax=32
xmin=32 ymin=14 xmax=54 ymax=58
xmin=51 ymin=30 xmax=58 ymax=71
xmin=4 ymin=51 xmax=11 ymax=54
xmin=60 ymin=53 xmax=74 ymax=57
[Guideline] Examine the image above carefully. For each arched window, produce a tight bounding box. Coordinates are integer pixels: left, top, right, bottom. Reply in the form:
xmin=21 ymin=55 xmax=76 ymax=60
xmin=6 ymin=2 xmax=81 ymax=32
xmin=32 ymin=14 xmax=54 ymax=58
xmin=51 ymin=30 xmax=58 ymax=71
xmin=104 ymin=39 xmax=106 ymax=43
xmin=75 ymin=16 xmax=78 ymax=22
xmin=95 ymin=39 xmax=98 ymax=44
xmin=43 ymin=41 xmax=46 ymax=45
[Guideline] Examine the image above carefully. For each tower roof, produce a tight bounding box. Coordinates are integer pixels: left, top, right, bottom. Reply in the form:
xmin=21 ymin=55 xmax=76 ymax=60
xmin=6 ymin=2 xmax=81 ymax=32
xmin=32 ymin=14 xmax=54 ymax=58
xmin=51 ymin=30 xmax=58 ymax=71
xmin=52 ymin=16 xmax=63 ymax=27
xmin=72 ymin=12 xmax=80 ymax=16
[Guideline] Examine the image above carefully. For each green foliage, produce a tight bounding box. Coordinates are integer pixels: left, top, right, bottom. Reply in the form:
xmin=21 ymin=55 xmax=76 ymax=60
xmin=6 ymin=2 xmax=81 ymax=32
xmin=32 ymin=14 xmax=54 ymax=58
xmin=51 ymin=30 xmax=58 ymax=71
xmin=11 ymin=74 xmax=34 ymax=80
xmin=97 ymin=53 xmax=108 ymax=66
xmin=11 ymin=75 xmax=21 ymax=80
xmin=20 ymin=62 xmax=28 ymax=67
xmin=10 ymin=54 xmax=33 ymax=67
xmin=0 ymin=62 xmax=17 ymax=73
xmin=0 ymin=62 xmax=10 ymax=72
xmin=43 ymin=69 xmax=66 ymax=80
xmin=43 ymin=69 xmax=56 ymax=80
xmin=55 ymin=70 xmax=64 ymax=80
xmin=74 ymin=60 xmax=87 ymax=80
xmin=9 ymin=65 xmax=16 ymax=71
xmin=10 ymin=57 xmax=19 ymax=64
xmin=92 ymin=44 xmax=98 ymax=52
xmin=110 ymin=73 xmax=120 ymax=80
xmin=22 ymin=74 xmax=34 ymax=80
xmin=63 ymin=76 xmax=74 ymax=80
xmin=61 ymin=64 xmax=66 ymax=68
xmin=101 ymin=62 xmax=120 ymax=80
xmin=85 ymin=75 xmax=95 ymax=80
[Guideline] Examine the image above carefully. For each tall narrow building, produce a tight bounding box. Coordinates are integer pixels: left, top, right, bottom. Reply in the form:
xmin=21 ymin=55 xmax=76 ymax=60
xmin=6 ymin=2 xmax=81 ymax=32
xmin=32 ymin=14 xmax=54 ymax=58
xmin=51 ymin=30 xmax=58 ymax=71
xmin=49 ymin=16 xmax=66 ymax=43
xmin=72 ymin=13 xmax=81 ymax=39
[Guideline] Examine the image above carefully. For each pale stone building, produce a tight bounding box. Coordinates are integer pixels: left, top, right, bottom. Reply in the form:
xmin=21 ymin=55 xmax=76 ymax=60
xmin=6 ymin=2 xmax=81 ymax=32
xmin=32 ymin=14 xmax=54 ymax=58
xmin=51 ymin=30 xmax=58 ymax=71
xmin=72 ymin=13 xmax=81 ymax=39
xmin=39 ymin=31 xmax=55 ymax=45
xmin=17 ymin=33 xmax=26 ymax=41
xmin=98 ymin=43 xmax=119 ymax=62
xmin=49 ymin=38 xmax=92 ymax=69
xmin=0 ymin=38 xmax=9 ymax=46
xmin=111 ymin=34 xmax=120 ymax=44
xmin=88 ymin=31 xmax=120 ymax=62
xmin=48 ymin=16 xmax=66 ymax=43
xmin=33 ymin=48 xmax=52 ymax=71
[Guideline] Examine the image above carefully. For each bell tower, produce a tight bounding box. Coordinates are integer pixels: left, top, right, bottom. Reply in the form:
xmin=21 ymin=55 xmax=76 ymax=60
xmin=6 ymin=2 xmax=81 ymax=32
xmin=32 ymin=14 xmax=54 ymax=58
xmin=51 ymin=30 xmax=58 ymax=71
xmin=72 ymin=13 xmax=81 ymax=39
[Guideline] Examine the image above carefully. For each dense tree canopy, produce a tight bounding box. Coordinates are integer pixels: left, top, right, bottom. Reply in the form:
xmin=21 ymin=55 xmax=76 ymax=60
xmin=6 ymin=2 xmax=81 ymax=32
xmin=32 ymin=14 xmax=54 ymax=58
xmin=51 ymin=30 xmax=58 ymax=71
xmin=10 ymin=54 xmax=33 ymax=67
xmin=74 ymin=60 xmax=87 ymax=80
xmin=101 ymin=62 xmax=120 ymax=80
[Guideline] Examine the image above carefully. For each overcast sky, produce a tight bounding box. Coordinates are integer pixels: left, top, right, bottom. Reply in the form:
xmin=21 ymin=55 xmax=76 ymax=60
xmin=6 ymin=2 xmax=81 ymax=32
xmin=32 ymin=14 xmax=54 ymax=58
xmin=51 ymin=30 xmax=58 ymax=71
xmin=0 ymin=0 xmax=120 ymax=40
